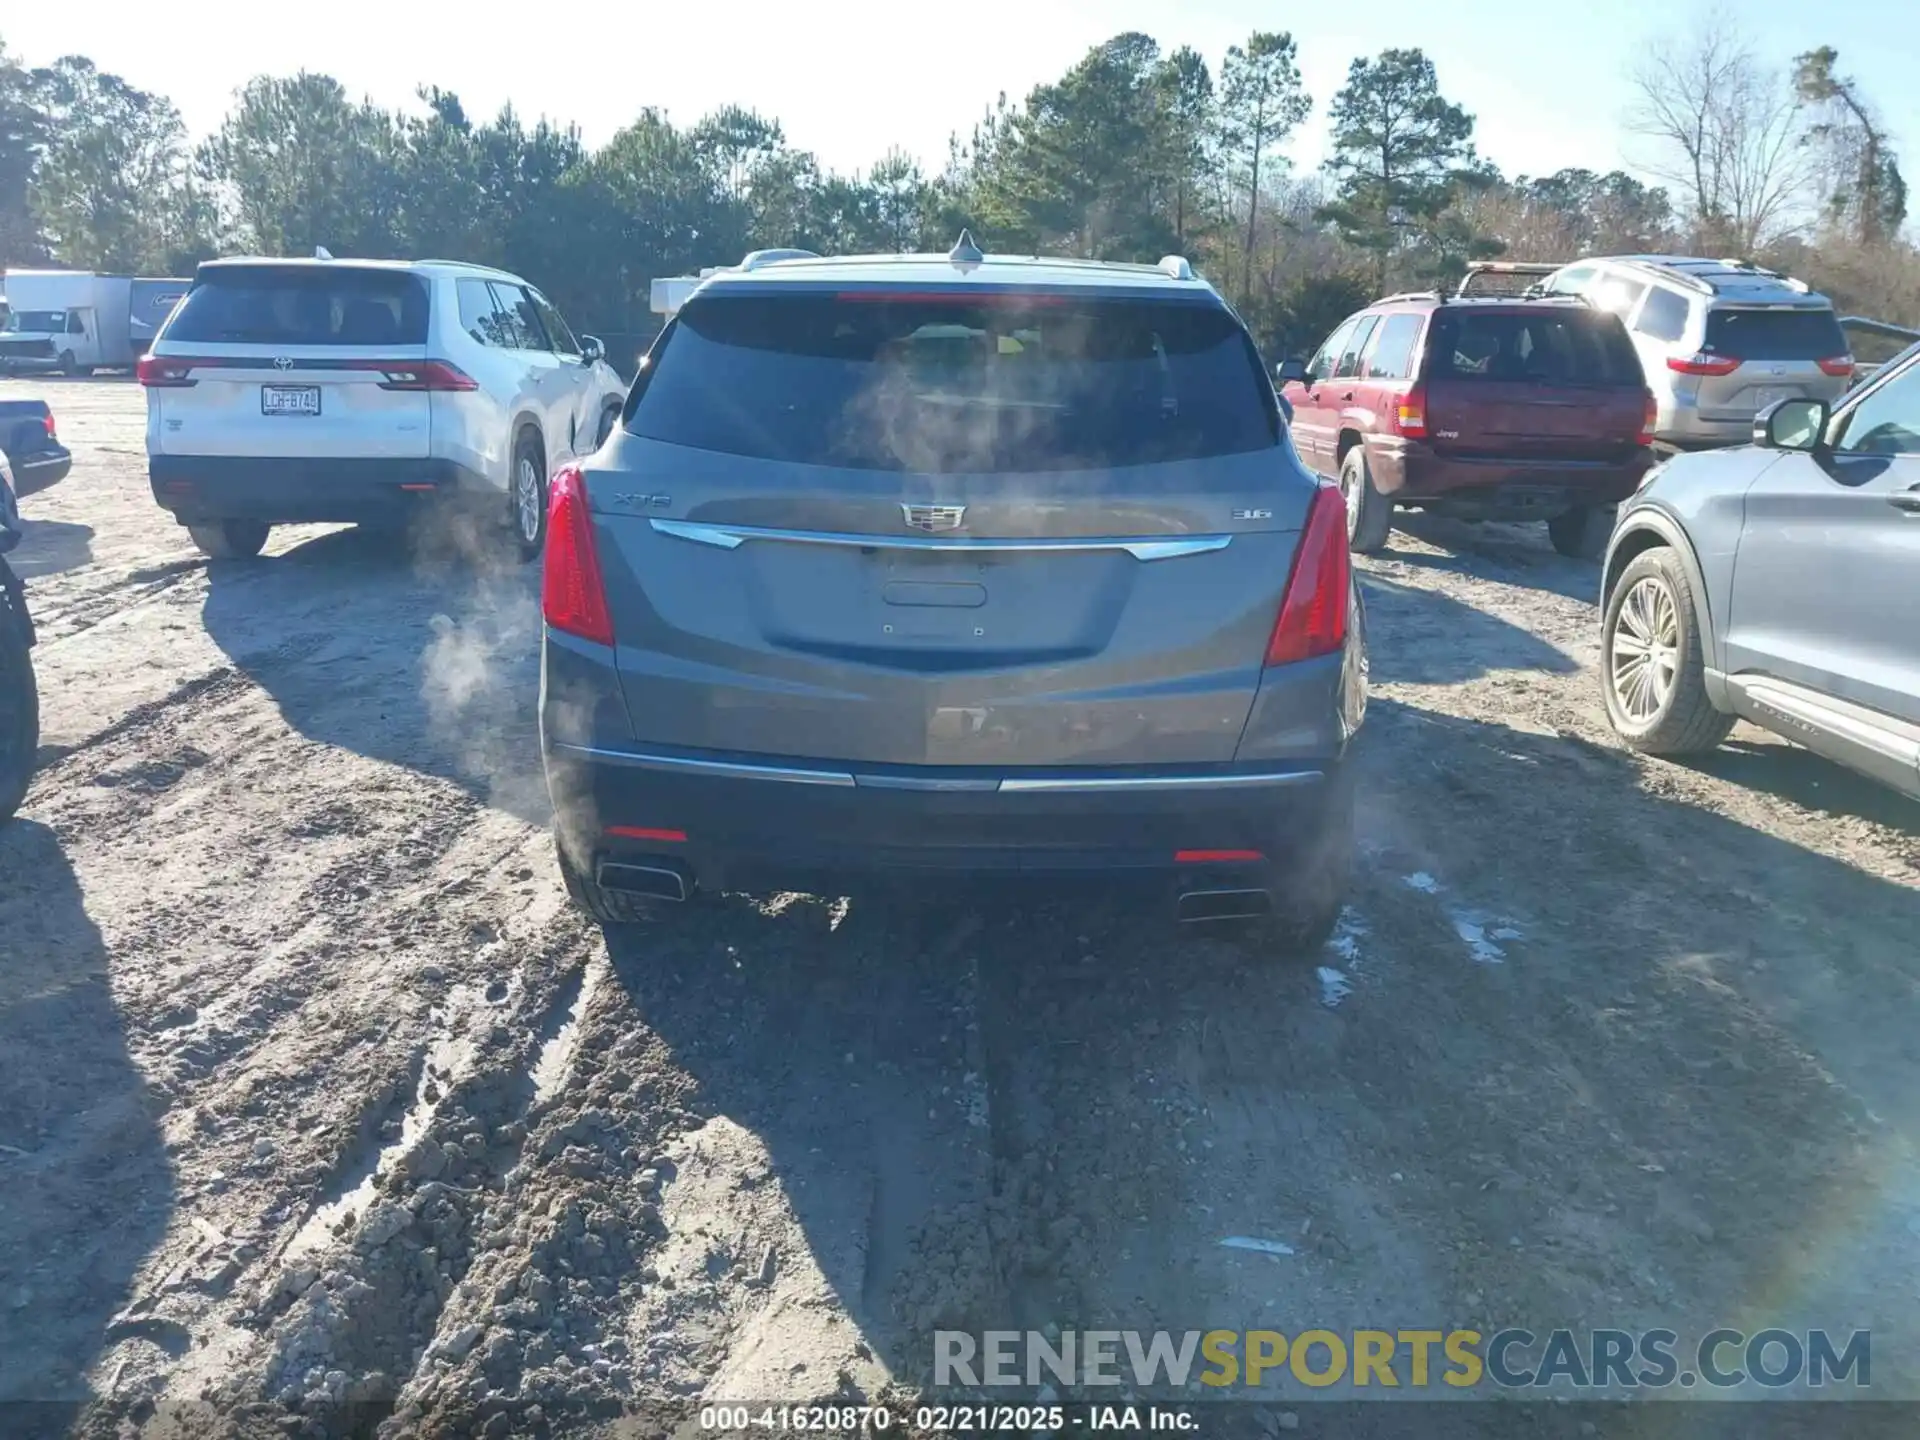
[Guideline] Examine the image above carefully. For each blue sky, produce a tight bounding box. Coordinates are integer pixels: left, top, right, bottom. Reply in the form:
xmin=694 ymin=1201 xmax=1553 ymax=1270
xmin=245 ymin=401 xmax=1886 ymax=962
xmin=7 ymin=0 xmax=1916 ymax=198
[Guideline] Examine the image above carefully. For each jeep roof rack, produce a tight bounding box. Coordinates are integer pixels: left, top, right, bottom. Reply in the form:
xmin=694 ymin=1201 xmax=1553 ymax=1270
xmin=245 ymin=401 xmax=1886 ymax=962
xmin=1456 ymin=260 xmax=1560 ymax=297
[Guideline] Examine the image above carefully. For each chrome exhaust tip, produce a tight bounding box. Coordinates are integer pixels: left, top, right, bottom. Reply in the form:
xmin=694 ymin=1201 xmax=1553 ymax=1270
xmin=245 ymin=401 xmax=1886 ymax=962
xmin=596 ymin=859 xmax=691 ymax=903
xmin=1176 ymin=888 xmax=1274 ymax=923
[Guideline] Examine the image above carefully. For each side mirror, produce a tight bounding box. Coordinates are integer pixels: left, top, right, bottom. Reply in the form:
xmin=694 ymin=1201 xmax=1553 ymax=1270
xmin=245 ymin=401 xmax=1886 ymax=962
xmin=579 ymin=335 xmax=606 ymax=364
xmin=1276 ymin=358 xmax=1310 ymax=386
xmin=1756 ymin=397 xmax=1828 ymax=452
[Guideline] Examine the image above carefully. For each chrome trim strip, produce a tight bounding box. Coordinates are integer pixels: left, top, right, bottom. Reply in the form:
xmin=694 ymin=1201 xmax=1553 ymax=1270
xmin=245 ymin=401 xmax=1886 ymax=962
xmin=649 ymin=517 xmax=1232 ymax=562
xmin=552 ymin=743 xmax=857 ymax=787
xmin=853 ymin=774 xmax=1001 ymax=792
xmin=553 ymin=742 xmax=1323 ymax=794
xmin=997 ymin=771 xmax=1323 ymax=793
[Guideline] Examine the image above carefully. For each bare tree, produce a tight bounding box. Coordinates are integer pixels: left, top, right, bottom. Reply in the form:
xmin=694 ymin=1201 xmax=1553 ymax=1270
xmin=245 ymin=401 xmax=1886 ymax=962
xmin=1627 ymin=11 xmax=1811 ymax=253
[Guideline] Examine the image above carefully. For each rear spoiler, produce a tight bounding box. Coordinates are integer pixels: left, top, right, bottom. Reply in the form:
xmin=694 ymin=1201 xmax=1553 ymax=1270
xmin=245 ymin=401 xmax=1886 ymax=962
xmin=1456 ymin=261 xmax=1562 ymax=298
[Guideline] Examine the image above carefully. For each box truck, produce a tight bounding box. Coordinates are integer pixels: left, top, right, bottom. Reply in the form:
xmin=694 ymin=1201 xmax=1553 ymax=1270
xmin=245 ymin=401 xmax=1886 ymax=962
xmin=0 ymin=270 xmax=136 ymax=374
xmin=128 ymin=277 xmax=192 ymax=356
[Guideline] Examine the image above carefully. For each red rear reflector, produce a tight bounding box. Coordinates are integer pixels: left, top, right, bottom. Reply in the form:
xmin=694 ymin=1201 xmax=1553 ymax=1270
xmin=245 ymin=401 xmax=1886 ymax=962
xmin=1175 ymin=849 xmax=1265 ymax=864
xmin=1666 ymin=353 xmax=1740 ymax=377
xmin=606 ymin=826 xmax=687 ymax=843
xmin=376 ymin=360 xmax=478 ymax=392
xmin=1639 ymin=391 xmax=1657 ymax=445
xmin=136 ymin=354 xmax=195 ymax=387
xmin=1817 ymin=355 xmax=1855 ymax=378
xmin=1265 ymin=485 xmax=1351 ymax=667
xmin=1394 ymin=384 xmax=1427 ymax=440
xmin=542 ymin=464 xmax=614 ymax=646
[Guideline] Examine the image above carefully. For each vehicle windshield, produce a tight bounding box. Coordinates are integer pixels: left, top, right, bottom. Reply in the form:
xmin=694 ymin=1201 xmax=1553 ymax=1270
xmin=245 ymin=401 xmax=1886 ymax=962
xmin=163 ymin=267 xmax=430 ymax=346
xmin=630 ymin=292 xmax=1278 ymax=472
xmin=3 ymin=310 xmax=66 ymax=332
xmin=1703 ymin=307 xmax=1849 ymax=360
xmin=1428 ymin=307 xmax=1642 ymax=384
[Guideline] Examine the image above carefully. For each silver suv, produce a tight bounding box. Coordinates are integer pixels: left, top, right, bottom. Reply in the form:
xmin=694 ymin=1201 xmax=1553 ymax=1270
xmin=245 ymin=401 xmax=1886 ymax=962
xmin=1538 ymin=256 xmax=1854 ymax=449
xmin=538 ymin=239 xmax=1367 ymax=947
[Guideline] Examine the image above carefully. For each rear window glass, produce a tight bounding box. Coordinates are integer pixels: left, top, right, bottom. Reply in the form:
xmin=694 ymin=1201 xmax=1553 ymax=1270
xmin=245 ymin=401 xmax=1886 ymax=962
xmin=628 ymin=293 xmax=1279 ymax=472
xmin=1364 ymin=314 xmax=1423 ymax=379
xmin=1703 ymin=307 xmax=1847 ymax=361
xmin=1427 ymin=309 xmax=1642 ymax=386
xmin=165 ymin=267 xmax=430 ymax=346
xmin=1636 ymin=288 xmax=1691 ymax=342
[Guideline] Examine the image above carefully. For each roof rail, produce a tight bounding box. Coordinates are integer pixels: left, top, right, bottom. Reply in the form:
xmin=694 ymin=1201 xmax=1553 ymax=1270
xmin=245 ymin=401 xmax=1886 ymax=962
xmin=1619 ymin=258 xmax=1716 ymax=296
xmin=1158 ymin=255 xmax=1196 ymax=281
xmin=739 ymin=248 xmax=820 ymax=271
xmin=1376 ymin=290 xmax=1441 ymax=305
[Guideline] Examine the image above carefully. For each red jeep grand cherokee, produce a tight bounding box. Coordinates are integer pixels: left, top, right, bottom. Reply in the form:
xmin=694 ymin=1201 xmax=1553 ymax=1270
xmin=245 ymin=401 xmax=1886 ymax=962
xmin=1279 ymin=290 xmax=1656 ymax=558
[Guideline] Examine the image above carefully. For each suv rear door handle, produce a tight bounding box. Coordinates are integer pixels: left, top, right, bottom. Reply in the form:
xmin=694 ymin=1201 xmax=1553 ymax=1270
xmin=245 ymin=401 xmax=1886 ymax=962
xmin=1890 ymin=489 xmax=1920 ymax=513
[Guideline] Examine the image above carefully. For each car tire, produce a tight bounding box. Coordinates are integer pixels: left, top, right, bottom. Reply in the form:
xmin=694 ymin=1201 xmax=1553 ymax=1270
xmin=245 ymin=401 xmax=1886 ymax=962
xmin=1547 ymin=504 xmax=1615 ymax=560
xmin=1601 ymin=546 xmax=1733 ymax=755
xmin=512 ymin=431 xmax=548 ymax=562
xmin=556 ymin=840 xmax=679 ymax=926
xmin=1263 ymin=763 xmax=1355 ymax=956
xmin=186 ymin=520 xmax=270 ymax=559
xmin=0 ymin=608 xmax=38 ymax=826
xmin=594 ymin=403 xmax=620 ymax=451
xmin=1340 ymin=447 xmax=1393 ymax=554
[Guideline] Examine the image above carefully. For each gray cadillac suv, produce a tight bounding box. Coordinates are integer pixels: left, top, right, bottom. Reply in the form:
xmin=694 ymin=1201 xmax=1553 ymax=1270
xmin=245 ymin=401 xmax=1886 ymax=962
xmin=539 ymin=238 xmax=1367 ymax=947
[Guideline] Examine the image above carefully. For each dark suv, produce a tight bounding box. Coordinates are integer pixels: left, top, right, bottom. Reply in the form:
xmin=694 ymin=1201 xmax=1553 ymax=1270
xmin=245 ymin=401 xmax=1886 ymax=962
xmin=1279 ymin=291 xmax=1657 ymax=557
xmin=539 ymin=240 xmax=1367 ymax=948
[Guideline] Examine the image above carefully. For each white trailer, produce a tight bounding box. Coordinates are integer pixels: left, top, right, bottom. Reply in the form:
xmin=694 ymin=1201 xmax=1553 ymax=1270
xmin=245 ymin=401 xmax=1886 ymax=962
xmin=649 ymin=250 xmax=823 ymax=317
xmin=0 ymin=270 xmax=137 ymax=374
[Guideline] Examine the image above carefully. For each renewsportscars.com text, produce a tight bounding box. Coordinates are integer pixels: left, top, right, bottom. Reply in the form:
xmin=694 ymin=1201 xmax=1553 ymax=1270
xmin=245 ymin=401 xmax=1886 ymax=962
xmin=934 ymin=1328 xmax=1871 ymax=1391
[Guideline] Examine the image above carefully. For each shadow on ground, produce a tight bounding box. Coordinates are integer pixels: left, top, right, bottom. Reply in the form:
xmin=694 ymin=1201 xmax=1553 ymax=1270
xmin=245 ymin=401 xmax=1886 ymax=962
xmin=0 ymin=820 xmax=172 ymax=1430
xmin=599 ymin=698 xmax=1920 ymax=1399
xmin=1389 ymin=512 xmax=1602 ymax=604
xmin=1680 ymin=735 xmax=1920 ymax=837
xmin=8 ymin=519 xmax=94 ymax=581
xmin=1361 ymin=571 xmax=1579 ymax=683
xmin=199 ymin=523 xmax=549 ymax=824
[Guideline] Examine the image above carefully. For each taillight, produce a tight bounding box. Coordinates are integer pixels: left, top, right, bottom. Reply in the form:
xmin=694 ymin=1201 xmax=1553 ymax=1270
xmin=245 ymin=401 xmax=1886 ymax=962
xmin=376 ymin=360 xmax=478 ymax=392
xmin=42 ymin=413 xmax=56 ymax=438
xmin=1265 ymin=486 xmax=1350 ymax=668
xmin=1666 ymin=353 xmax=1741 ymax=377
xmin=1638 ymin=391 xmax=1657 ymax=445
xmin=1394 ymin=384 xmax=1428 ymax=440
xmin=136 ymin=354 xmax=196 ymax=387
xmin=542 ymin=465 xmax=614 ymax=646
xmin=1817 ymin=355 xmax=1855 ymax=378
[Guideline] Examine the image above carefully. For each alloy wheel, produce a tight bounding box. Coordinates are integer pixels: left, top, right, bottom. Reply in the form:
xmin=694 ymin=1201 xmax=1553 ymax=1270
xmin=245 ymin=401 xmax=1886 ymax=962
xmin=1610 ymin=575 xmax=1680 ymax=722
xmin=515 ymin=456 xmax=543 ymax=544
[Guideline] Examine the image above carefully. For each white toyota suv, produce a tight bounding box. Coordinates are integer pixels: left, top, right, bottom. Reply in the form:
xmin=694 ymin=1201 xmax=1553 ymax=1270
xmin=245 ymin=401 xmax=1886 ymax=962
xmin=138 ymin=256 xmax=629 ymax=559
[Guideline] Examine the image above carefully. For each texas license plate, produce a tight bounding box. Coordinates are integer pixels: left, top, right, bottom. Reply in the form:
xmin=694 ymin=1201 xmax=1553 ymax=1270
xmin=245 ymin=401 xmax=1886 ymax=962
xmin=261 ymin=385 xmax=320 ymax=416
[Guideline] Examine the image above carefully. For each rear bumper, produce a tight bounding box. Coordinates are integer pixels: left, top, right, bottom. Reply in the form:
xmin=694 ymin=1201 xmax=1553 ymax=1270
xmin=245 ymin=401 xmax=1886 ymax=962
xmin=148 ymin=455 xmax=492 ymax=524
xmin=8 ymin=446 xmax=71 ymax=495
xmin=1368 ymin=438 xmax=1650 ymax=513
xmin=544 ymin=738 xmax=1346 ymax=891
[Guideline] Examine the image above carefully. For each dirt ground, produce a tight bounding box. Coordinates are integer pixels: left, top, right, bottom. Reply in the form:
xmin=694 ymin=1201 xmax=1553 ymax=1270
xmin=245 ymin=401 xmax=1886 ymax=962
xmin=3 ymin=378 xmax=1918 ymax=1438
